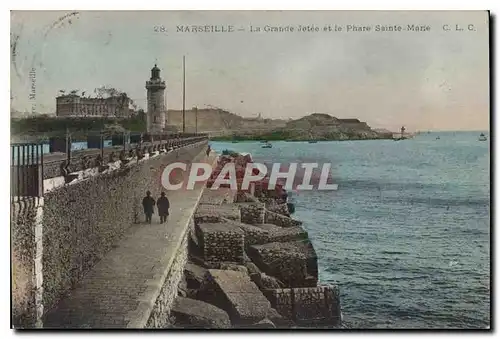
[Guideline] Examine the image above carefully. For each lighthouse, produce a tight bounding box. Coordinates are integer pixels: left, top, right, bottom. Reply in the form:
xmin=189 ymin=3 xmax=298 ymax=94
xmin=145 ymin=64 xmax=167 ymax=133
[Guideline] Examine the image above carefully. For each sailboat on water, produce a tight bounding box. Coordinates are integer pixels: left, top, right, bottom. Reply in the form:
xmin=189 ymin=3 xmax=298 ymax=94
xmin=479 ymin=133 xmax=487 ymax=141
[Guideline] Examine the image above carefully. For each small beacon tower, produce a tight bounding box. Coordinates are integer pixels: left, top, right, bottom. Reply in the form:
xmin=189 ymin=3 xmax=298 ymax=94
xmin=145 ymin=64 xmax=167 ymax=133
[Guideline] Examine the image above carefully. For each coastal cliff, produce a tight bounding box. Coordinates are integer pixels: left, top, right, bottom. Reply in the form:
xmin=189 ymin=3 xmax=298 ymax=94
xmin=170 ymin=151 xmax=343 ymax=329
xmin=211 ymin=113 xmax=393 ymax=141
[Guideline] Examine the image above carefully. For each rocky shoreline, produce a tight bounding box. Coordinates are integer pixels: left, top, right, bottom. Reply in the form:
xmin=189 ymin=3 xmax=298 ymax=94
xmin=169 ymin=151 xmax=343 ymax=329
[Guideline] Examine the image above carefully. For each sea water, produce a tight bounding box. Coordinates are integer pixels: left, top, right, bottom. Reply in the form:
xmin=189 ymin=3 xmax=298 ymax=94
xmin=211 ymin=131 xmax=490 ymax=329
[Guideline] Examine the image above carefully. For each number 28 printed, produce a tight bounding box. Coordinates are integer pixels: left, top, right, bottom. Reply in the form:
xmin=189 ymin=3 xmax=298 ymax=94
xmin=154 ymin=26 xmax=167 ymax=32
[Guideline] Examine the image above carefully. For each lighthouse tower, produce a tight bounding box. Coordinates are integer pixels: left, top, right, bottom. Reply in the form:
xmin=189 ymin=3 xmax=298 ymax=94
xmin=145 ymin=64 xmax=167 ymax=133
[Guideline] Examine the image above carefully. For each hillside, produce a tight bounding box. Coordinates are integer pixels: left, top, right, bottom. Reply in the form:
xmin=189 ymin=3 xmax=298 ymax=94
xmin=212 ymin=113 xmax=390 ymax=141
xmin=168 ymin=108 xmax=286 ymax=132
xmin=285 ymin=113 xmax=341 ymax=130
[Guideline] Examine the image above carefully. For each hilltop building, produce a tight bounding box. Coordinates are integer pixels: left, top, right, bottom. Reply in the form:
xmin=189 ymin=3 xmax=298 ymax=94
xmin=56 ymin=93 xmax=134 ymax=118
xmin=55 ymin=63 xmax=168 ymax=123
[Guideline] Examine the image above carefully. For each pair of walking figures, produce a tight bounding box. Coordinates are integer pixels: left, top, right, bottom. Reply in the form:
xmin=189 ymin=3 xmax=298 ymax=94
xmin=142 ymin=191 xmax=170 ymax=223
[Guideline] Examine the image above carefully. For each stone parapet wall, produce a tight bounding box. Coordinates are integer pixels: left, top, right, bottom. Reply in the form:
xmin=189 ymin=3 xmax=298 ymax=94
xmin=11 ymin=198 xmax=44 ymax=328
xmin=41 ymin=141 xmax=208 ymax=316
xmin=145 ymin=231 xmax=189 ymax=328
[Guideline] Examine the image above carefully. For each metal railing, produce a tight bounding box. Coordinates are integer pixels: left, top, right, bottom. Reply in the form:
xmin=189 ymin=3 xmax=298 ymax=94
xmin=10 ymin=132 xmax=209 ymax=187
xmin=11 ymin=143 xmax=44 ymax=202
xmin=47 ymin=131 xmax=209 ymax=152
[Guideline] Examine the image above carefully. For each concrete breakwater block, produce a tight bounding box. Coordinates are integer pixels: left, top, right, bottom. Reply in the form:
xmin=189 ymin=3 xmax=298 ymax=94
xmin=237 ymin=202 xmax=266 ymax=224
xmin=196 ymin=223 xmax=245 ymax=264
xmin=184 ymin=262 xmax=208 ymax=289
xmin=251 ymin=273 xmax=284 ymax=290
xmin=232 ymin=221 xmax=308 ymax=247
xmin=263 ymin=286 xmax=342 ymax=327
xmin=247 ymin=241 xmax=318 ymax=288
xmin=218 ymin=263 xmax=249 ymax=275
xmin=245 ymin=262 xmax=262 ymax=275
xmin=254 ymin=224 xmax=309 ymax=244
xmin=232 ymin=221 xmax=269 ymax=247
xmin=171 ymin=297 xmax=231 ymax=329
xmin=188 ymin=231 xmax=203 ymax=258
xmin=178 ymin=274 xmax=199 ymax=299
xmin=236 ymin=192 xmax=260 ymax=203
xmin=245 ymin=318 xmax=276 ymax=328
xmin=252 ymin=181 xmax=286 ymax=200
xmin=198 ymin=269 xmax=273 ymax=325
xmin=196 ymin=261 xmax=250 ymax=273
xmin=194 ymin=204 xmax=241 ymax=225
xmin=266 ymin=202 xmax=291 ymax=217
xmin=264 ymin=210 xmax=302 ymax=228
xmin=199 ymin=188 xmax=237 ymax=206
xmin=236 ymin=309 xmax=295 ymax=329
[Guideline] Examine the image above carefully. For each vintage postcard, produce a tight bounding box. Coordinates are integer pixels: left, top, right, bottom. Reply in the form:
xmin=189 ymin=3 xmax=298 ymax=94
xmin=10 ymin=10 xmax=490 ymax=330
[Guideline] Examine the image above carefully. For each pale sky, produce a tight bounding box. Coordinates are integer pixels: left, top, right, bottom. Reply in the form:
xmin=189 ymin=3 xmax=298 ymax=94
xmin=10 ymin=10 xmax=489 ymax=131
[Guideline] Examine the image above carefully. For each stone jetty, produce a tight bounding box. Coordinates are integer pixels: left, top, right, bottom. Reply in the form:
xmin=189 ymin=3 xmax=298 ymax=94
xmin=171 ymin=151 xmax=342 ymax=329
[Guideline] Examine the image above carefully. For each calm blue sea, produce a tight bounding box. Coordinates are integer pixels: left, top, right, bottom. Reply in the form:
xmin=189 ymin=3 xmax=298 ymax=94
xmin=211 ymin=131 xmax=490 ymax=329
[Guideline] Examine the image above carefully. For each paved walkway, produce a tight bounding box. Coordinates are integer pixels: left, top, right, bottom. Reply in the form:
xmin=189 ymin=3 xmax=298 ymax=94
xmin=43 ymin=152 xmax=216 ymax=328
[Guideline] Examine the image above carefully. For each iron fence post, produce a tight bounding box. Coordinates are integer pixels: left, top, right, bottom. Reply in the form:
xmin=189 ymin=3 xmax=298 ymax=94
xmin=66 ymin=131 xmax=72 ymax=167
xmin=100 ymin=132 xmax=104 ymax=159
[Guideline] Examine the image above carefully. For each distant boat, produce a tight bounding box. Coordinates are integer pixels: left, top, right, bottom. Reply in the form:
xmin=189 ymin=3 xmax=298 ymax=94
xmin=436 ymin=136 xmax=440 ymax=140
xmin=479 ymin=133 xmax=487 ymax=141
xmin=261 ymin=142 xmax=272 ymax=148
xmin=232 ymin=140 xmax=238 ymax=143
xmin=308 ymin=140 xmax=318 ymax=144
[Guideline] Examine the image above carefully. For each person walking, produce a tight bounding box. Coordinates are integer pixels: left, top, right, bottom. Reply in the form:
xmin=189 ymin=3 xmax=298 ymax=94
xmin=206 ymin=144 xmax=211 ymax=157
xmin=142 ymin=190 xmax=156 ymax=224
xmin=157 ymin=192 xmax=170 ymax=223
